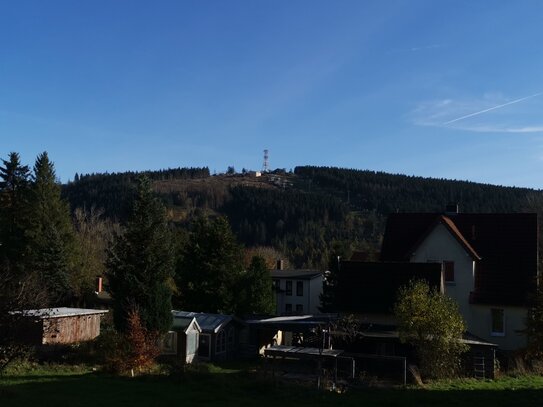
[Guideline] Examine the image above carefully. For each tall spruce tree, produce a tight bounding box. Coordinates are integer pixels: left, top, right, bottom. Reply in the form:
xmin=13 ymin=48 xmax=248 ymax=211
xmin=26 ymin=152 xmax=76 ymax=305
xmin=0 ymin=152 xmax=31 ymax=272
xmin=106 ymin=176 xmax=174 ymax=334
xmin=238 ymin=255 xmax=275 ymax=315
xmin=176 ymin=216 xmax=243 ymax=314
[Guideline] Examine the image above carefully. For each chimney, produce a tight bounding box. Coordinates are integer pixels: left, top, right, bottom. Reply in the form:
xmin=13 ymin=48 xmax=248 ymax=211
xmin=96 ymin=277 xmax=103 ymax=293
xmin=445 ymin=203 xmax=459 ymax=215
xmin=276 ymin=259 xmax=284 ymax=270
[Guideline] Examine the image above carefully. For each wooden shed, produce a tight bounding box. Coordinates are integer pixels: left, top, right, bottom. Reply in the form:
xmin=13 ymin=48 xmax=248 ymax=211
xmin=172 ymin=311 xmax=245 ymax=362
xmin=161 ymin=315 xmax=201 ymax=364
xmin=14 ymin=308 xmax=108 ymax=345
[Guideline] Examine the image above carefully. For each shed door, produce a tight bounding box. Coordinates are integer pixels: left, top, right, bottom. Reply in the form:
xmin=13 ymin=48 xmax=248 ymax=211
xmin=198 ymin=334 xmax=211 ymax=359
xmin=186 ymin=331 xmax=198 ymax=357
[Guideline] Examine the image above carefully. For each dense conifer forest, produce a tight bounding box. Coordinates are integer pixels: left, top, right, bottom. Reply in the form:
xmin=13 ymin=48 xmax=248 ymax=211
xmin=61 ymin=165 xmax=542 ymax=269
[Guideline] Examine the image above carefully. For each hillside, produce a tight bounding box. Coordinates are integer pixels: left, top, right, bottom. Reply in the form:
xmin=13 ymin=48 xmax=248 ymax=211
xmin=62 ymin=166 xmax=543 ymax=268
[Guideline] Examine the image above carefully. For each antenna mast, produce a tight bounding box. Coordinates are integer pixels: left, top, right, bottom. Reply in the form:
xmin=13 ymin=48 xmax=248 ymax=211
xmin=262 ymin=149 xmax=269 ymax=172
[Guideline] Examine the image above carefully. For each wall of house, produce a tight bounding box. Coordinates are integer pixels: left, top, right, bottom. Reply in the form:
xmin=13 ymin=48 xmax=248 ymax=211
xmin=410 ymin=223 xmax=527 ymax=350
xmin=42 ymin=314 xmax=102 ymax=345
xmin=308 ymin=277 xmax=322 ymax=314
xmin=274 ymin=277 xmax=322 ymax=315
xmin=470 ymin=305 xmax=527 ymax=351
xmin=411 ymin=222 xmax=474 ymax=319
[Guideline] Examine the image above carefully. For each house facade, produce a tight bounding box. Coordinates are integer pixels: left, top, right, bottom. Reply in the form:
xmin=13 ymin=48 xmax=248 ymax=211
xmin=380 ymin=209 xmax=538 ymax=350
xmin=271 ymin=268 xmax=322 ymax=316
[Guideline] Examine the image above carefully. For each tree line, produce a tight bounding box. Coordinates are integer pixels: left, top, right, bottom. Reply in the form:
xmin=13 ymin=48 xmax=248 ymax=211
xmin=0 ymin=152 xmax=273 ymax=373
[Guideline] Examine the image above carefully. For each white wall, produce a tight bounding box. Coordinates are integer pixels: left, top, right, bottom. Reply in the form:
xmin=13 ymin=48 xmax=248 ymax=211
xmin=273 ymin=276 xmax=322 ymax=315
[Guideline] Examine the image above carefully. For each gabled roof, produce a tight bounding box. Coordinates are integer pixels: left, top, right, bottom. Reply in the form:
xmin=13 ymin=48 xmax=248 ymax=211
xmin=419 ymin=215 xmax=481 ymax=260
xmin=172 ymin=311 xmax=242 ymax=333
xmin=380 ymin=212 xmax=538 ymax=306
xmin=337 ymin=261 xmax=443 ymax=314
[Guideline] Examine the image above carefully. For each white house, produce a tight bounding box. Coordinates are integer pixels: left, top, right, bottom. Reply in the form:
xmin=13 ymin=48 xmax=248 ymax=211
xmin=271 ymin=264 xmax=322 ymax=316
xmin=379 ymin=207 xmax=538 ymax=350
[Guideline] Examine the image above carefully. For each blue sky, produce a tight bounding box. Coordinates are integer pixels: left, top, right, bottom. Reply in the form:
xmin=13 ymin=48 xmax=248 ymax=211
xmin=2 ymin=1 xmax=543 ymax=188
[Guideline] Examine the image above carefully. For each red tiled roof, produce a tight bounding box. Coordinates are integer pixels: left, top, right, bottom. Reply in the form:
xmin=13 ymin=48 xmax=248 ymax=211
xmin=380 ymin=212 xmax=538 ymax=306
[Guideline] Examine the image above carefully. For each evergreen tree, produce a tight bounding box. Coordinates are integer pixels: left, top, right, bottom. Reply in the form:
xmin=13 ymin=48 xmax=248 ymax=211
xmin=107 ymin=176 xmax=174 ymax=334
xmin=26 ymin=152 xmax=76 ymax=305
xmin=238 ymin=255 xmax=275 ymax=315
xmin=176 ymin=216 xmax=243 ymax=314
xmin=0 ymin=152 xmax=31 ymax=272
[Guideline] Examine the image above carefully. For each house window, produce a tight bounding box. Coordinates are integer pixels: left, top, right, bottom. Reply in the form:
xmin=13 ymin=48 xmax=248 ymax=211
xmin=286 ymin=280 xmax=292 ymax=296
xmin=285 ymin=303 xmax=292 ymax=314
xmin=296 ymin=304 xmax=303 ymax=314
xmin=491 ymin=308 xmax=505 ymax=336
xmin=444 ymin=261 xmax=455 ymax=283
xmin=296 ymin=281 xmax=304 ymax=296
xmin=216 ymin=330 xmax=226 ymax=353
xmin=272 ymin=279 xmax=280 ymax=291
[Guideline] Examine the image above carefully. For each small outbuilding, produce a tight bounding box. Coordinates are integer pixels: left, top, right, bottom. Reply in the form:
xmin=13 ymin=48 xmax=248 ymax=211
xmin=14 ymin=307 xmax=108 ymax=345
xmin=161 ymin=314 xmax=201 ymax=364
xmin=172 ymin=311 xmax=245 ymax=362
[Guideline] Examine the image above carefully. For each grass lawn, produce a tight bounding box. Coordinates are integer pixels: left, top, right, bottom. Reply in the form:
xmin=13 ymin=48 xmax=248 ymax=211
xmin=1 ymin=363 xmax=543 ymax=407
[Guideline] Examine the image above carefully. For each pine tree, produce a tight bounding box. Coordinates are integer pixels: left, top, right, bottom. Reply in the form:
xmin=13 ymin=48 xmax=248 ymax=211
xmin=26 ymin=152 xmax=76 ymax=305
xmin=238 ymin=255 xmax=275 ymax=315
xmin=0 ymin=152 xmax=31 ymax=272
xmin=176 ymin=216 xmax=243 ymax=314
xmin=107 ymin=176 xmax=174 ymax=334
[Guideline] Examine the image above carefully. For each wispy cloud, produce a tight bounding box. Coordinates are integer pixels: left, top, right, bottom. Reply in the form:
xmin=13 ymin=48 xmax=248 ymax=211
xmin=411 ymin=92 xmax=543 ymax=133
xmin=443 ymin=93 xmax=543 ymax=125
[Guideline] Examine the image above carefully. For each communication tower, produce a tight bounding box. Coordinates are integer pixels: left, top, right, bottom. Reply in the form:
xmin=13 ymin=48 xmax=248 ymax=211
xmin=262 ymin=149 xmax=269 ymax=172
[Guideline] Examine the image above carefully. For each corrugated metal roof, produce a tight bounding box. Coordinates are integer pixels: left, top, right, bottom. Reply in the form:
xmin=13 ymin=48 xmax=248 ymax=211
xmin=172 ymin=311 xmax=233 ymax=333
xmin=18 ymin=308 xmax=108 ymax=319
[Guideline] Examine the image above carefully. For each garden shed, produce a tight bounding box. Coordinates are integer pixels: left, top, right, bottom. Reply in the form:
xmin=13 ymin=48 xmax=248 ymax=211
xmin=162 ymin=315 xmax=201 ymax=364
xmin=14 ymin=307 xmax=108 ymax=345
xmin=172 ymin=311 xmax=244 ymax=362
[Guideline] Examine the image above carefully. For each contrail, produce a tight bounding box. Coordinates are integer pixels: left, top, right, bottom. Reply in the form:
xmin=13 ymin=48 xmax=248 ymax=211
xmin=443 ymin=92 xmax=543 ymax=125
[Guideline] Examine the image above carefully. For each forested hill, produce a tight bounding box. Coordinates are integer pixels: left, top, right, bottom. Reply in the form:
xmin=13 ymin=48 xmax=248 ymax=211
xmin=293 ymin=166 xmax=537 ymax=213
xmin=62 ymin=165 xmax=542 ymax=268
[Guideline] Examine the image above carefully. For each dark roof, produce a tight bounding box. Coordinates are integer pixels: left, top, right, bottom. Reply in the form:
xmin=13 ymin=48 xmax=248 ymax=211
xmin=172 ymin=311 xmax=243 ymax=333
xmin=246 ymin=314 xmax=338 ymax=332
xmin=270 ymin=270 xmax=322 ymax=280
xmin=337 ymin=261 xmax=443 ymax=314
xmin=380 ymin=212 xmax=538 ymax=306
